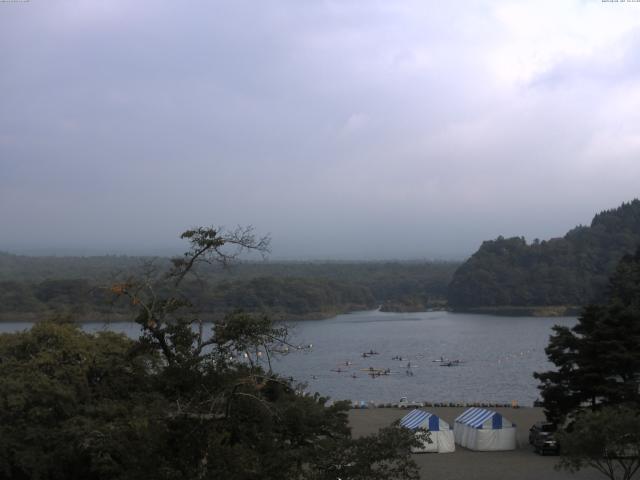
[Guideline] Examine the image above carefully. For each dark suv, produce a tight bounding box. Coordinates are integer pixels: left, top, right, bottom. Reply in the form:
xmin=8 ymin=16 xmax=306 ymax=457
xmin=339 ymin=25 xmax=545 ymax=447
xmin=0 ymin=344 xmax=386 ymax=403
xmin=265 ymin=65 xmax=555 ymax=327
xmin=529 ymin=422 xmax=559 ymax=455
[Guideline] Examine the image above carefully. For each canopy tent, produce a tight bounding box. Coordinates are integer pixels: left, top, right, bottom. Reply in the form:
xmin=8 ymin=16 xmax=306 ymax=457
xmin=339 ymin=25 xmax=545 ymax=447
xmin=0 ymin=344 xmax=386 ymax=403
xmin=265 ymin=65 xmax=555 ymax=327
xmin=399 ymin=409 xmax=455 ymax=453
xmin=453 ymin=407 xmax=516 ymax=451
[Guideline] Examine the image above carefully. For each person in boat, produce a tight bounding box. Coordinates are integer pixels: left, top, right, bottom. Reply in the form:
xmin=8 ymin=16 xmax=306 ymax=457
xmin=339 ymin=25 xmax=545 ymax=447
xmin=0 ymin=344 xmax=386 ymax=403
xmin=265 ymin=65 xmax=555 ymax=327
xmin=440 ymin=361 xmax=459 ymax=367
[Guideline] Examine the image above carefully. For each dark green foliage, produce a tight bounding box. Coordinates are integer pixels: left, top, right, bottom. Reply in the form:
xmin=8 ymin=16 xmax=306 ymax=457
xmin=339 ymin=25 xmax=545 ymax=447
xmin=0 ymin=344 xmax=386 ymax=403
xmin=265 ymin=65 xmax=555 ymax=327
xmin=0 ymin=227 xmax=419 ymax=480
xmin=309 ymin=425 xmax=420 ymax=480
xmin=535 ymin=248 xmax=640 ymax=479
xmin=198 ymin=276 xmax=376 ymax=316
xmin=0 ymin=252 xmax=148 ymax=282
xmin=0 ymin=279 xmax=120 ymax=319
xmin=449 ymin=199 xmax=640 ymax=308
xmin=557 ymin=406 xmax=640 ymax=480
xmin=0 ymin=256 xmax=458 ymax=320
xmin=0 ymin=281 xmax=43 ymax=312
xmin=534 ymin=247 xmax=640 ymax=425
xmin=0 ymin=321 xmax=167 ymax=480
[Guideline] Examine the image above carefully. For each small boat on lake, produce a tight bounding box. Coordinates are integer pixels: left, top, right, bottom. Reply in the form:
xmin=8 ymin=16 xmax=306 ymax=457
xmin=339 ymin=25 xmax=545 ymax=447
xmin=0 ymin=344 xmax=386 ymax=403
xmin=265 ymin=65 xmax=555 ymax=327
xmin=361 ymin=367 xmax=392 ymax=377
xmin=433 ymin=356 xmax=464 ymax=365
xmin=439 ymin=360 xmax=463 ymax=367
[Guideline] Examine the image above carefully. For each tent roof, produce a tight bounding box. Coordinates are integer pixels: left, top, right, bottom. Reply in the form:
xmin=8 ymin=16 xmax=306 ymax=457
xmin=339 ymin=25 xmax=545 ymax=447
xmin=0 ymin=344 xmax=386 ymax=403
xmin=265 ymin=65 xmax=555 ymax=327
xmin=455 ymin=407 xmax=510 ymax=429
xmin=400 ymin=409 xmax=447 ymax=431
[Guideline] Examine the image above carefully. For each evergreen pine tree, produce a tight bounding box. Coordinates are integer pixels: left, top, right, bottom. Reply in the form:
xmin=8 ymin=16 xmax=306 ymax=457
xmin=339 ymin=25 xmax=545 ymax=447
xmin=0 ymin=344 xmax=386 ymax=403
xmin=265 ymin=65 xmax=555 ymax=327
xmin=534 ymin=247 xmax=640 ymax=424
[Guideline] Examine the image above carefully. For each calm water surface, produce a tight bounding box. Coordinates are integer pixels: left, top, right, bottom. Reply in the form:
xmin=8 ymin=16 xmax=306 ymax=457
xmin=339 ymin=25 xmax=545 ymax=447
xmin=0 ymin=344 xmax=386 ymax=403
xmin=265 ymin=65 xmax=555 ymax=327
xmin=0 ymin=310 xmax=575 ymax=405
xmin=274 ymin=310 xmax=577 ymax=405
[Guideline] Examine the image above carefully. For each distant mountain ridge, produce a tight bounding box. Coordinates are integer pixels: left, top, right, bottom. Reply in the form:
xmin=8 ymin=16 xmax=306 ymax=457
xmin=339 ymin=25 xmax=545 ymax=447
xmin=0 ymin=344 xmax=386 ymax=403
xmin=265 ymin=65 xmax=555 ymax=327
xmin=447 ymin=199 xmax=640 ymax=310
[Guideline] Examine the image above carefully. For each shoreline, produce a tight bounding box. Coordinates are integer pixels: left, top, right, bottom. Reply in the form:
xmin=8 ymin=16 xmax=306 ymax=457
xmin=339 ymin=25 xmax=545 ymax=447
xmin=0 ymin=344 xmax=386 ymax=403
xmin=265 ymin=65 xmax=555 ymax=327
xmin=450 ymin=305 xmax=581 ymax=317
xmin=0 ymin=305 xmax=579 ymax=323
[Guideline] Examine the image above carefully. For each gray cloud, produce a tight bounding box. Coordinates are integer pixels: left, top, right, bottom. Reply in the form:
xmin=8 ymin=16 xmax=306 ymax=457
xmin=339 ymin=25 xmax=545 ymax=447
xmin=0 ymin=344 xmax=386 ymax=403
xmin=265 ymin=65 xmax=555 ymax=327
xmin=1 ymin=0 xmax=640 ymax=259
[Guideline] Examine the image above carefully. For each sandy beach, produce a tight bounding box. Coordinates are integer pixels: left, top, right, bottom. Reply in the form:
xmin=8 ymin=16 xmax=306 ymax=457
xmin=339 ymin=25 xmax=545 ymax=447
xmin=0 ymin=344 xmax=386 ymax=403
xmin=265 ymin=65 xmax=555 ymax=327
xmin=349 ymin=407 xmax=602 ymax=480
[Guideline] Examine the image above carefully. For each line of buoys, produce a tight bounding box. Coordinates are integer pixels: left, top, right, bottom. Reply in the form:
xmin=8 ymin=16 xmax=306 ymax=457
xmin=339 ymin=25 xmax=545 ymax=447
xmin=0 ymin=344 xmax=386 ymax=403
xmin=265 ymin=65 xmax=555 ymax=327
xmin=350 ymin=400 xmax=524 ymax=409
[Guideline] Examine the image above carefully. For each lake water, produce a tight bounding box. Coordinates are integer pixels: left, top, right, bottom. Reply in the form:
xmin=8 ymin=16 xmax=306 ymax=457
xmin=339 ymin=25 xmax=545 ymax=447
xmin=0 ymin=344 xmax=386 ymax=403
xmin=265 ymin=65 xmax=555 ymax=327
xmin=0 ymin=310 xmax=575 ymax=406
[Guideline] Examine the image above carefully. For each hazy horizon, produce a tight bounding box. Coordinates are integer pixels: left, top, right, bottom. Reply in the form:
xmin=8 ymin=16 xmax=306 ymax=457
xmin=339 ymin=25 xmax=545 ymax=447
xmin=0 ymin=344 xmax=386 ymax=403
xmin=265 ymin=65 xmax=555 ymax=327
xmin=3 ymin=198 xmax=634 ymax=260
xmin=2 ymin=1 xmax=640 ymax=259
xmin=0 ymin=198 xmax=634 ymax=260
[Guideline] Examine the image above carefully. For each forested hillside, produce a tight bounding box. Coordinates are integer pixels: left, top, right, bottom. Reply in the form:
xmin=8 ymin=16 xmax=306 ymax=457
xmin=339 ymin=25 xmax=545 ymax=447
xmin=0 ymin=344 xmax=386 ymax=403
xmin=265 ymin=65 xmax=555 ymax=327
xmin=448 ymin=200 xmax=640 ymax=310
xmin=0 ymin=255 xmax=458 ymax=321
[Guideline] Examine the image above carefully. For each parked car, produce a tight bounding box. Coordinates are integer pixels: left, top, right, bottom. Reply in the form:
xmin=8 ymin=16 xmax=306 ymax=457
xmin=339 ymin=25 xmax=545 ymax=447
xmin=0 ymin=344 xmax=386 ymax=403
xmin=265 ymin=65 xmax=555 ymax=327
xmin=534 ymin=434 xmax=560 ymax=455
xmin=529 ymin=422 xmax=559 ymax=455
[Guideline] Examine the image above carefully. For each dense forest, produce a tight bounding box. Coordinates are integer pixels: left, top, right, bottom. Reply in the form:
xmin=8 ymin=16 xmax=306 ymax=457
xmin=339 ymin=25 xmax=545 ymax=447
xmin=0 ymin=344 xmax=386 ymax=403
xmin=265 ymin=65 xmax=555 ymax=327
xmin=0 ymin=255 xmax=458 ymax=321
xmin=448 ymin=200 xmax=640 ymax=311
xmin=0 ymin=228 xmax=420 ymax=479
xmin=6 ymin=200 xmax=638 ymax=320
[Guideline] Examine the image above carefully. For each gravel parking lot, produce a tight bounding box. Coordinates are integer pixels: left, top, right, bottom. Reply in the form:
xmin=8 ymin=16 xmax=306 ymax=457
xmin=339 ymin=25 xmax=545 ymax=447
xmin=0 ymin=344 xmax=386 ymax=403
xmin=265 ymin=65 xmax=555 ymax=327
xmin=348 ymin=407 xmax=602 ymax=480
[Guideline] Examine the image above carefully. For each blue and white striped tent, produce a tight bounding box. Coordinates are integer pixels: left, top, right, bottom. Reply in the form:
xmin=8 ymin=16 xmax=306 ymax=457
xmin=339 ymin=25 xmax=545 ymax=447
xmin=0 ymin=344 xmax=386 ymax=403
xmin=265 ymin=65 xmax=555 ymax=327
xmin=454 ymin=408 xmax=516 ymax=451
xmin=399 ymin=409 xmax=455 ymax=453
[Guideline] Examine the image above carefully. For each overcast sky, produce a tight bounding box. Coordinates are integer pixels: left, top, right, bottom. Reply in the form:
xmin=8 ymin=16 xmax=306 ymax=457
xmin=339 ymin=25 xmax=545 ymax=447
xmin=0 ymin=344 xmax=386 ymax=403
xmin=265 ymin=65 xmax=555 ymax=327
xmin=1 ymin=0 xmax=640 ymax=259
